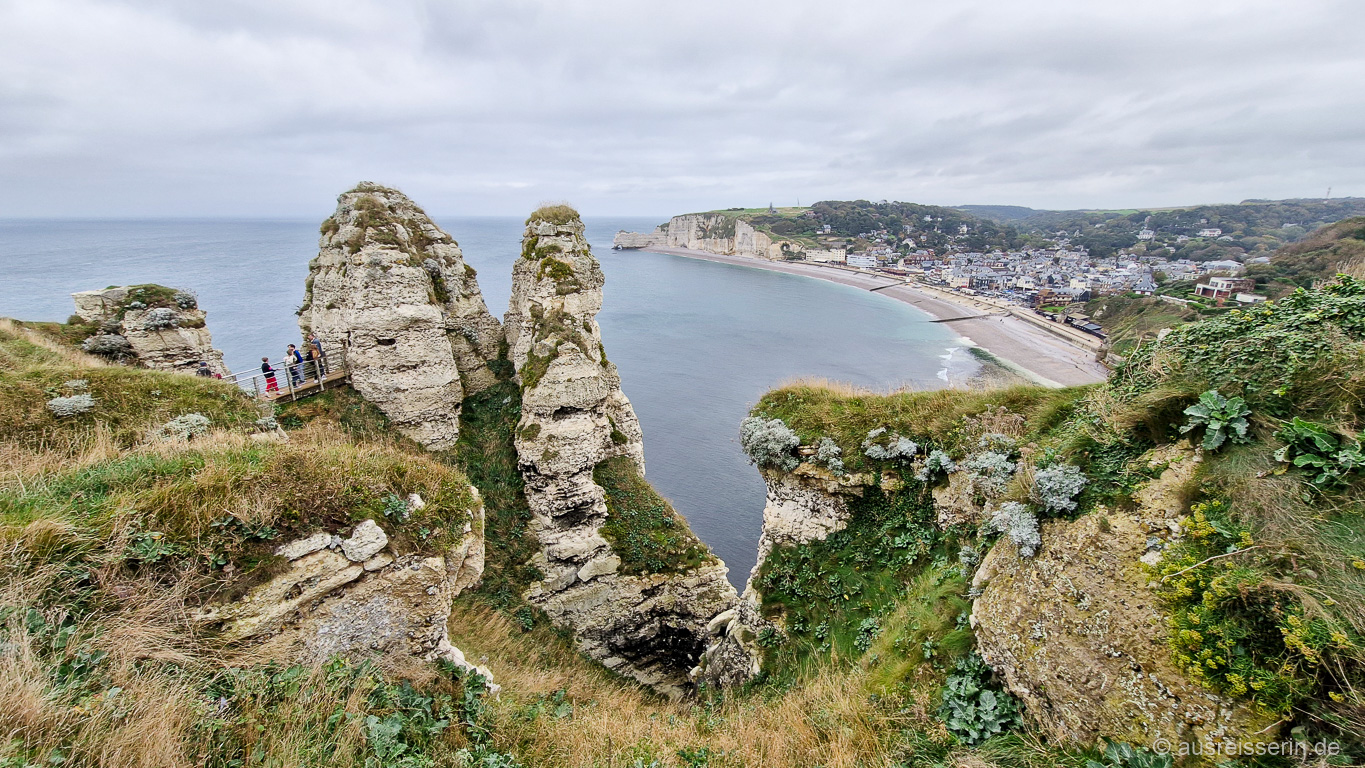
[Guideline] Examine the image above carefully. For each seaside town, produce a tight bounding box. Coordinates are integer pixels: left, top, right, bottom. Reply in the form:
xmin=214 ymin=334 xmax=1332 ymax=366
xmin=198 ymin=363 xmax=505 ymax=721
xmin=824 ymin=223 xmax=1261 ymax=340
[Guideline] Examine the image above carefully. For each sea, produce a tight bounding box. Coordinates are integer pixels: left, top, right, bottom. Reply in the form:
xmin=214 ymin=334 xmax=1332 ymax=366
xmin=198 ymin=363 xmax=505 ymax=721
xmin=0 ymin=217 xmax=980 ymax=586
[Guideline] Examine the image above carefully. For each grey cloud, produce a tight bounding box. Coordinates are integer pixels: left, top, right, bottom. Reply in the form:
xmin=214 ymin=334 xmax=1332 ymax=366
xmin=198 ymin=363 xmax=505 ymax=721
xmin=0 ymin=0 xmax=1361 ymax=217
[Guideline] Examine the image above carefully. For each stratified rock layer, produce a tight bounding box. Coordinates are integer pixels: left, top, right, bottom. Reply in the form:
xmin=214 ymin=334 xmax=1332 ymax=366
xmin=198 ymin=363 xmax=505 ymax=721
xmin=194 ymin=502 xmax=493 ymax=684
xmin=508 ymin=210 xmax=752 ymax=697
xmin=299 ymin=183 xmax=503 ymax=450
xmin=71 ymin=285 xmax=228 ymax=376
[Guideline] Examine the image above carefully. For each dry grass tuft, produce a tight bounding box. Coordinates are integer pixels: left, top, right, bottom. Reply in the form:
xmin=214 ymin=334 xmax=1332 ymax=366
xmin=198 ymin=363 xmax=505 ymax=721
xmin=448 ymin=602 xmax=909 ymax=768
xmin=0 ymin=317 xmax=108 ymax=370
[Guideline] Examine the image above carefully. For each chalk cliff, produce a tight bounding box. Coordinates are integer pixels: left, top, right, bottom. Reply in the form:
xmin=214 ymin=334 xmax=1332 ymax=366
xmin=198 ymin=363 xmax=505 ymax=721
xmin=299 ymin=183 xmax=503 ymax=450
xmin=735 ymin=407 xmax=1274 ymax=751
xmin=71 ymin=285 xmax=228 ymax=376
xmin=613 ymin=213 xmax=789 ymax=259
xmin=508 ymin=207 xmax=754 ymax=696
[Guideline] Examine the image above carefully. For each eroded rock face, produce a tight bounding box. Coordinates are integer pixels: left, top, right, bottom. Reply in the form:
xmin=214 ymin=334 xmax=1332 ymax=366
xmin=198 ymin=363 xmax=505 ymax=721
xmin=70 ymin=286 xmax=228 ymax=376
xmin=508 ymin=210 xmax=751 ymax=697
xmin=970 ymin=449 xmax=1275 ymax=747
xmin=611 ymin=228 xmax=668 ymax=250
xmin=194 ymin=504 xmax=494 ymax=685
xmin=299 ymin=183 xmax=503 ymax=450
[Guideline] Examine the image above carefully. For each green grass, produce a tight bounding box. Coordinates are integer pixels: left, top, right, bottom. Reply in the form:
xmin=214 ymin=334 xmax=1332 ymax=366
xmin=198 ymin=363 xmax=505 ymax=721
xmin=593 ymin=456 xmax=712 ymax=576
xmin=1082 ymin=295 xmax=1197 ymax=357
xmin=275 ymin=386 xmax=399 ymax=445
xmin=525 ymin=204 xmax=580 ymax=227
xmin=751 ymin=383 xmax=1089 ymax=473
xmin=0 ymin=363 xmax=262 ymax=452
xmin=755 ymin=475 xmax=959 ymax=679
xmin=1 ymin=432 xmax=480 ymax=599
xmin=452 ymin=381 xmax=542 ymax=612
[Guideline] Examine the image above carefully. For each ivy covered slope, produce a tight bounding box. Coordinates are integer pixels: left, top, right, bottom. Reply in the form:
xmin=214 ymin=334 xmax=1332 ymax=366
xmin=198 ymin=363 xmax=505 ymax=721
xmin=0 ymin=320 xmax=519 ymax=768
xmin=741 ymin=277 xmax=1365 ymax=758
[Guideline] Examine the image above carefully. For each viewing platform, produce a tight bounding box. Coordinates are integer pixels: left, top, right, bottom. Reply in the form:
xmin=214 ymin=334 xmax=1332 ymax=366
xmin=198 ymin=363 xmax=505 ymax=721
xmin=226 ymin=349 xmax=350 ymax=402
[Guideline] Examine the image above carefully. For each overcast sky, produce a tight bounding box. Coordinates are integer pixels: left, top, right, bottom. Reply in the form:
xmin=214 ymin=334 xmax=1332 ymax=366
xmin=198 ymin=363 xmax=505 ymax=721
xmin=2 ymin=0 xmax=1362 ymax=218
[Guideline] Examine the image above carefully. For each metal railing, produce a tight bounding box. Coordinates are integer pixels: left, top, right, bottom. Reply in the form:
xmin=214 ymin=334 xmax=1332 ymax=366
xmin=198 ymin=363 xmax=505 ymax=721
xmin=227 ymin=348 xmax=349 ymax=402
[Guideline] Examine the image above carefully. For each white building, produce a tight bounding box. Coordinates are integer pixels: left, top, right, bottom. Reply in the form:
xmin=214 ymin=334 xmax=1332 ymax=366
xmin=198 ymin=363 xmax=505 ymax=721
xmin=847 ymin=253 xmax=877 ymax=269
xmin=1198 ymin=228 xmax=1223 ymax=237
xmin=805 ymin=248 xmax=847 ymax=263
xmin=1137 ymin=229 xmax=1156 ymax=241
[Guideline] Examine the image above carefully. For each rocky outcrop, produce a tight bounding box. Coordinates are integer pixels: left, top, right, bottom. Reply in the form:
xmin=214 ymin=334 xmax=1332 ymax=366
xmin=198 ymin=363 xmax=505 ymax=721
xmin=508 ymin=207 xmax=753 ymax=697
xmin=194 ymin=498 xmax=494 ymax=684
xmin=299 ymin=183 xmax=503 ymax=450
xmin=970 ymin=448 xmax=1275 ymax=747
xmin=611 ymin=228 xmax=668 ymax=249
xmin=70 ymin=285 xmax=228 ymax=376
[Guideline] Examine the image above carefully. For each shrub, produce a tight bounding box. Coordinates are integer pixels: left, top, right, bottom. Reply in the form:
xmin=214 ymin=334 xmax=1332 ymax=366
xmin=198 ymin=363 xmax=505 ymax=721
xmin=173 ymin=290 xmax=197 ymax=309
xmin=861 ymin=427 xmax=918 ymax=463
xmin=1032 ymin=463 xmax=1087 ymax=515
xmin=966 ymin=451 xmax=1015 ymax=496
xmin=916 ymin=449 xmax=957 ymax=483
xmin=46 ymin=393 xmax=96 ymax=418
xmin=1151 ymin=500 xmax=1339 ymax=715
xmin=142 ymin=307 xmax=179 ymax=330
xmin=1179 ymin=390 xmax=1251 ymax=451
xmin=739 ymin=416 xmax=800 ymax=471
xmin=1273 ymin=417 xmax=1365 ymax=488
xmin=814 ymin=437 xmax=844 ymax=474
xmin=150 ymin=413 xmax=211 ymax=441
xmin=986 ymin=501 xmax=1041 ymax=557
xmin=81 ymin=333 xmax=133 ymax=358
xmin=62 ymin=379 xmax=89 ymax=390
xmin=937 ymin=653 xmax=1021 ymax=745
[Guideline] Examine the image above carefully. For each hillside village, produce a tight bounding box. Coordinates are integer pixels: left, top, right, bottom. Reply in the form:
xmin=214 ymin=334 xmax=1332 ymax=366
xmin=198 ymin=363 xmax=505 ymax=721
xmin=618 ymin=198 xmax=1365 ymax=346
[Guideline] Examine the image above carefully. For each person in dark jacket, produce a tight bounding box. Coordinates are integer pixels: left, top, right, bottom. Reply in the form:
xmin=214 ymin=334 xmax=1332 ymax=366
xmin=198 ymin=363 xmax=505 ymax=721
xmin=261 ymin=356 xmax=279 ymax=393
xmin=195 ymin=361 xmax=214 ymax=377
xmin=286 ymin=344 xmax=304 ymax=385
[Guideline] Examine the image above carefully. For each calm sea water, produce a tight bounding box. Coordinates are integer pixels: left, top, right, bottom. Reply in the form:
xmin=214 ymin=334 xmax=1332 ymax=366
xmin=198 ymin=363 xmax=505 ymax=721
xmin=0 ymin=217 xmax=978 ymax=585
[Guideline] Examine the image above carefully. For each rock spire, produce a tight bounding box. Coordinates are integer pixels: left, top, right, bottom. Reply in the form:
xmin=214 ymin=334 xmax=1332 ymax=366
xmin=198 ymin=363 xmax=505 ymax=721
xmin=299 ymin=182 xmax=503 ymax=450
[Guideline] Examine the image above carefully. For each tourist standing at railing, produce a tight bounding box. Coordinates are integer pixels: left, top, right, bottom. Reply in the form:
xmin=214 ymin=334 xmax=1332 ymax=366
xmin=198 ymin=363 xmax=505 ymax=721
xmin=308 ymin=333 xmax=328 ymax=376
xmin=304 ymin=345 xmax=319 ymax=381
xmin=261 ymin=357 xmax=279 ymax=393
xmin=286 ymin=344 xmax=304 ymax=386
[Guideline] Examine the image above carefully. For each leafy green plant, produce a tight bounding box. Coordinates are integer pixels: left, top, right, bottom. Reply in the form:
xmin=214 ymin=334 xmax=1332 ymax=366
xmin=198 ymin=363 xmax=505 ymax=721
xmin=1274 ymin=417 xmax=1365 ymax=488
xmin=1085 ymin=739 xmax=1173 ymax=768
xmin=1179 ymin=390 xmax=1251 ymax=450
xmin=936 ymin=653 xmax=1020 ymax=745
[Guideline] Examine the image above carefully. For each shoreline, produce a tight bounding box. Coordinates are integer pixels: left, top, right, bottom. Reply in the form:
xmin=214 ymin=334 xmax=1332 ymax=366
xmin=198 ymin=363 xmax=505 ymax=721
xmin=633 ymin=246 xmax=1110 ymax=388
